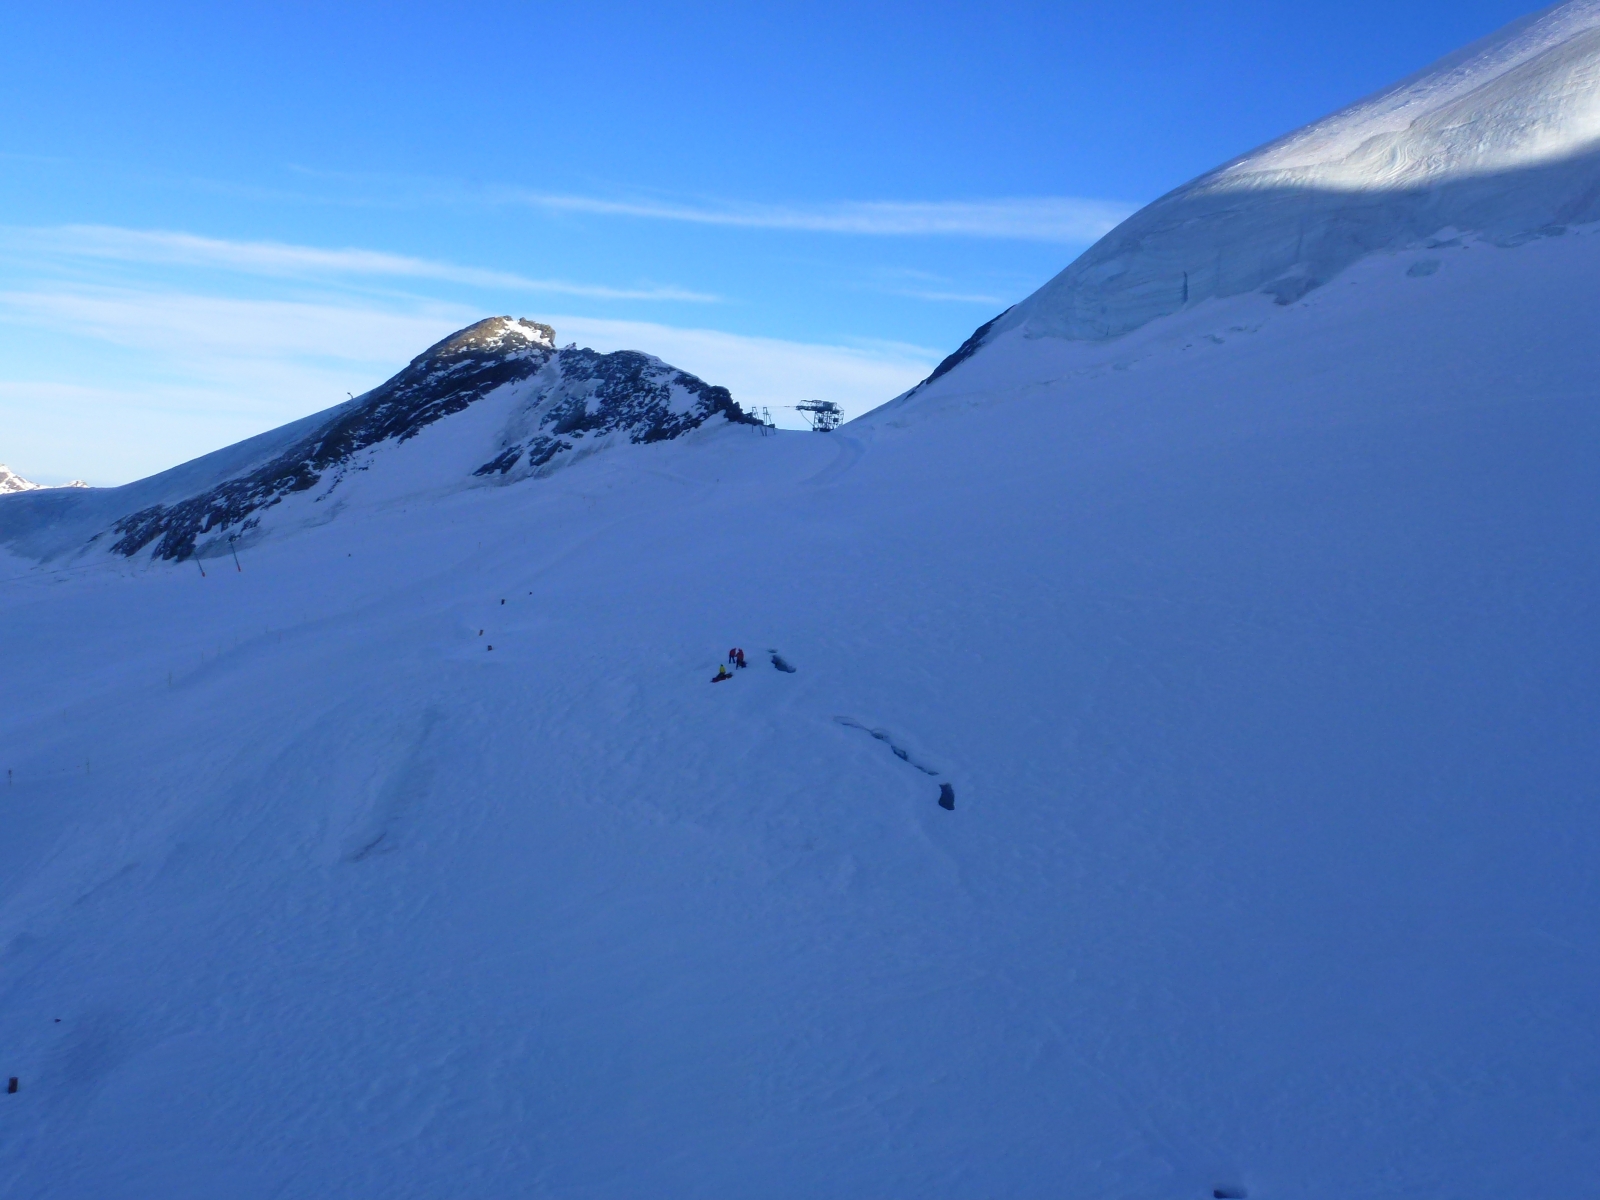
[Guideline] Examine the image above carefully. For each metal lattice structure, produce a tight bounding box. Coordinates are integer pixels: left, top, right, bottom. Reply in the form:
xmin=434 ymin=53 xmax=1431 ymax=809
xmin=795 ymin=400 xmax=843 ymax=432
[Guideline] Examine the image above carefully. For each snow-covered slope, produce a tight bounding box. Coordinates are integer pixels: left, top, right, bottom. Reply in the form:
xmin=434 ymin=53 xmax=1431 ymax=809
xmin=0 ymin=317 xmax=755 ymax=567
xmin=920 ymin=0 xmax=1600 ymax=384
xmin=5 ymin=12 xmax=1600 ymax=1200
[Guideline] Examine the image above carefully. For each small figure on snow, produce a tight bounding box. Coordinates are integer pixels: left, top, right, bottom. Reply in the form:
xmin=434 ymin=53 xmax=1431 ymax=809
xmin=734 ymin=648 xmax=747 ymax=669
xmin=712 ymin=663 xmax=732 ymax=683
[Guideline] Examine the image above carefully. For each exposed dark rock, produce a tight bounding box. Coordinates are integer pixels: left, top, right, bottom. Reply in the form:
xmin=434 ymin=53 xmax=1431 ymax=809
xmin=473 ymin=446 xmax=524 ymax=476
xmin=110 ymin=318 xmax=758 ymax=561
xmin=472 ymin=346 xmax=754 ymax=479
xmin=915 ymin=306 xmax=1013 ymax=390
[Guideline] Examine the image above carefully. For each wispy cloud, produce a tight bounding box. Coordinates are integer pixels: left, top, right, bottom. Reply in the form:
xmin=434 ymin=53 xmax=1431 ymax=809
xmin=0 ymin=283 xmax=935 ymax=483
xmin=9 ymin=226 xmax=721 ymax=302
xmin=494 ymin=192 xmax=1133 ymax=243
xmin=0 ymin=284 xmax=467 ymax=368
xmin=883 ymin=288 xmax=1007 ymax=304
xmin=848 ymin=267 xmax=1010 ymax=307
xmin=26 ymin=159 xmax=1133 ymax=245
xmin=546 ymin=315 xmax=934 ymax=419
xmin=0 ymin=284 xmax=472 ymax=483
xmin=265 ymin=165 xmax=1133 ymax=242
xmin=0 ymin=377 xmax=350 ymax=488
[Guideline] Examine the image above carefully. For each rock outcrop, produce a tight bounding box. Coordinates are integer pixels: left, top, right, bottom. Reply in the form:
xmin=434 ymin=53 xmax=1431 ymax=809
xmin=108 ymin=318 xmax=757 ymax=561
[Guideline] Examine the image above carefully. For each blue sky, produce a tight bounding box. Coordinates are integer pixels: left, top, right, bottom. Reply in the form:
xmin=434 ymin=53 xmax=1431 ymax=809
xmin=2 ymin=0 xmax=1539 ymax=483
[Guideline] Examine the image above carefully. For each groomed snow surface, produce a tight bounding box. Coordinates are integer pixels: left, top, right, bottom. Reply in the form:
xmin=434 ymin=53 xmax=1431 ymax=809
xmin=2 ymin=225 xmax=1598 ymax=1197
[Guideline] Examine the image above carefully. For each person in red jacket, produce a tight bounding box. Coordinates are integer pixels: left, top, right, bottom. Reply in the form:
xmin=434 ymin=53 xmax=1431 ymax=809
xmin=734 ymin=648 xmax=747 ymax=669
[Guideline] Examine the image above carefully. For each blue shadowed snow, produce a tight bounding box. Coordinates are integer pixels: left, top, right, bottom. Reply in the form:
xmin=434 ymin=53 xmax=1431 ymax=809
xmin=6 ymin=8 xmax=1600 ymax=1190
xmin=2 ymin=224 xmax=1598 ymax=1197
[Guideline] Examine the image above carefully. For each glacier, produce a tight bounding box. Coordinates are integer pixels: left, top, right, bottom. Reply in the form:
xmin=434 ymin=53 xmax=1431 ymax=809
xmin=919 ymin=0 xmax=1600 ymax=384
xmin=3 ymin=6 xmax=1600 ymax=1198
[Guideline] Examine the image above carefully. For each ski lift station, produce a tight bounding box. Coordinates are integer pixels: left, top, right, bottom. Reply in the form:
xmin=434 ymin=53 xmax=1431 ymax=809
xmin=795 ymin=399 xmax=843 ymax=432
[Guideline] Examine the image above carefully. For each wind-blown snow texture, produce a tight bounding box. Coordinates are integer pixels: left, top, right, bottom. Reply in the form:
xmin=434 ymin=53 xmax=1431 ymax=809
xmin=921 ymin=0 xmax=1600 ymax=383
xmin=5 ymin=10 xmax=1600 ymax=1199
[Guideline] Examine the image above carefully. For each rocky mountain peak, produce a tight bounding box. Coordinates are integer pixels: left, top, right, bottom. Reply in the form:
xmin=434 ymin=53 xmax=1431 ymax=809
xmin=421 ymin=316 xmax=557 ymax=362
xmin=98 ymin=317 xmax=756 ymax=562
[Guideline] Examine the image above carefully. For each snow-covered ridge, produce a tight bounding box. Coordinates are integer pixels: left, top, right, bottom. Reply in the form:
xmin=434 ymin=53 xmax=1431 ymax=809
xmin=1240 ymin=1 xmax=1600 ymax=180
xmin=0 ymin=317 xmax=757 ymax=565
xmin=0 ymin=465 xmax=41 ymax=494
xmin=922 ymin=0 xmax=1600 ymax=376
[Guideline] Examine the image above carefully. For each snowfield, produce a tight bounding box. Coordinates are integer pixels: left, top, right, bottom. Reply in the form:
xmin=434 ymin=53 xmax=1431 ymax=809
xmin=935 ymin=0 xmax=1600 ymax=359
xmin=4 ymin=6 xmax=1600 ymax=1197
xmin=3 ymin=226 xmax=1598 ymax=1198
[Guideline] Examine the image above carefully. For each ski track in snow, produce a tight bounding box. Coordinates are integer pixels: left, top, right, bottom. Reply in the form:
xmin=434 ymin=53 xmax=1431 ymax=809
xmin=834 ymin=716 xmax=941 ymax=777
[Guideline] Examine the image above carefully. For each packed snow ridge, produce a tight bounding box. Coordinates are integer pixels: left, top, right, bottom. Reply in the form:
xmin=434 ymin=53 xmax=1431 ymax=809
xmin=921 ymin=0 xmax=1600 ymax=384
xmin=0 ymin=318 xmax=758 ymax=564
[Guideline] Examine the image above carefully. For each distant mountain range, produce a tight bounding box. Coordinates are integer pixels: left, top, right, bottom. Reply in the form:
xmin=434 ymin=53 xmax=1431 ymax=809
xmin=0 ymin=464 xmax=86 ymax=494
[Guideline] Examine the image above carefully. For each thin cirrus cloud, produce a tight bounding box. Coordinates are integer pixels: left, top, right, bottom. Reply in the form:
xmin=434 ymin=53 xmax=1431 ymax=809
xmin=0 ymin=284 xmax=478 ymax=483
xmin=11 ymin=225 xmax=722 ymax=303
xmin=0 ymin=281 xmax=935 ymax=404
xmin=0 ymin=282 xmax=938 ymax=483
xmin=272 ymin=166 xmax=1135 ymax=243
xmin=492 ymin=191 xmax=1136 ymax=244
xmin=0 ymin=284 xmax=472 ymax=368
xmin=883 ymin=288 xmax=1008 ymax=305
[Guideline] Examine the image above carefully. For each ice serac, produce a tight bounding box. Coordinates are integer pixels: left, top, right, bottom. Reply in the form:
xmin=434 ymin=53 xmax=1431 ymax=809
xmin=76 ymin=317 xmax=756 ymax=562
xmin=938 ymin=0 xmax=1600 ymax=365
